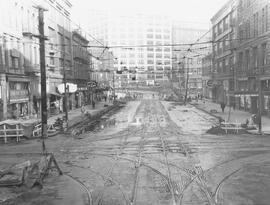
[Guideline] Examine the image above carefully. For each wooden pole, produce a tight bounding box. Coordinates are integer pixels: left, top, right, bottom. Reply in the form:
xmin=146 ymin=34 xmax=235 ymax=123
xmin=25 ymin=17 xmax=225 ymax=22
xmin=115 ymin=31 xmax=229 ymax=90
xmin=37 ymin=7 xmax=47 ymax=154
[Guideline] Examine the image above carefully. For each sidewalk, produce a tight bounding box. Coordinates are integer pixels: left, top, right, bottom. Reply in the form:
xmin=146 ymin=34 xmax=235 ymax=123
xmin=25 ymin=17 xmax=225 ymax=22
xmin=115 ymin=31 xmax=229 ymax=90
xmin=0 ymin=101 xmax=112 ymax=132
xmin=48 ymin=101 xmax=112 ymax=128
xmin=192 ymin=99 xmax=270 ymax=134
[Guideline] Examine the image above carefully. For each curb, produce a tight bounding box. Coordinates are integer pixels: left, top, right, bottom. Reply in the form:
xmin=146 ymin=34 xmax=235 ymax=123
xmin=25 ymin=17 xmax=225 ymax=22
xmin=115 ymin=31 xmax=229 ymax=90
xmin=189 ymin=102 xmax=221 ymax=120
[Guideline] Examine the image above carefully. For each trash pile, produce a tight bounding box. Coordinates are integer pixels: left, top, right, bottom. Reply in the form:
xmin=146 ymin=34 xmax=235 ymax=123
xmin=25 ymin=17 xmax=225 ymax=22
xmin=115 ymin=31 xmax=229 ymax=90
xmin=0 ymin=154 xmax=62 ymax=189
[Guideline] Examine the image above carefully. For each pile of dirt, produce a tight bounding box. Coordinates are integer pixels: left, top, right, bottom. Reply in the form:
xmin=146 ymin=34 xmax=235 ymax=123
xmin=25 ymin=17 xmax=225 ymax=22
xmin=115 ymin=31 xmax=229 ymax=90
xmin=206 ymin=126 xmax=226 ymax=135
xmin=206 ymin=126 xmax=249 ymax=135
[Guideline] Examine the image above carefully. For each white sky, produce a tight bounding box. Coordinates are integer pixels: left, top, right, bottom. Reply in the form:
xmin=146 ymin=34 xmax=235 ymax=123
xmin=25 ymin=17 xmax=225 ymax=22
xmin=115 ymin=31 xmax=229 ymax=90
xmin=72 ymin=0 xmax=229 ymax=29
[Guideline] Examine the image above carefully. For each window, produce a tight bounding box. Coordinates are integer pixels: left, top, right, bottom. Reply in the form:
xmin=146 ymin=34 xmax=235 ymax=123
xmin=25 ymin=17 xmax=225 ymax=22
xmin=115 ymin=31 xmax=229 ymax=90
xmin=223 ymin=16 xmax=229 ymax=31
xmin=137 ymin=53 xmax=144 ymax=58
xmin=148 ymin=66 xmax=154 ymax=71
xmin=65 ymin=37 xmax=70 ymax=53
xmin=218 ymin=61 xmax=222 ymax=72
xmin=262 ymin=8 xmax=265 ymax=33
xmin=147 ymin=60 xmax=154 ymax=64
xmin=213 ymin=26 xmax=217 ymax=39
xmin=164 ymin=35 xmax=170 ymax=39
xmin=164 ymin=48 xmax=170 ymax=52
xmin=245 ymin=49 xmax=250 ymax=69
xmin=156 ymin=66 xmax=163 ymax=71
xmin=246 ymin=20 xmax=250 ymax=38
xmin=164 ymin=66 xmax=171 ymax=71
xmin=147 ymin=47 xmax=153 ymax=51
xmin=59 ymin=58 xmax=64 ymax=67
xmin=218 ymin=21 xmax=222 ymax=35
xmin=11 ymin=57 xmax=19 ymax=68
xmin=156 ymin=34 xmax=162 ymax=39
xmin=238 ymin=52 xmax=243 ymax=71
xmin=49 ymin=56 xmax=55 ymax=65
xmin=147 ymin=53 xmax=154 ymax=58
xmin=164 ymin=61 xmax=170 ymax=65
xmin=252 ymin=46 xmax=258 ymax=67
xmin=253 ymin=12 xmax=259 ymax=37
xmin=147 ymin=41 xmax=153 ymax=45
xmin=156 ymin=60 xmax=162 ymax=65
xmin=164 ymin=54 xmax=170 ymax=59
xmin=129 ymin=60 xmax=135 ymax=64
xmin=138 ymin=60 xmax=144 ymax=64
xmin=261 ymin=43 xmax=267 ymax=66
xmin=266 ymin=6 xmax=269 ymax=31
xmin=156 ymin=54 xmax=162 ymax=58
xmin=147 ymin=34 xmax=153 ymax=38
xmin=49 ymin=27 xmax=55 ymax=42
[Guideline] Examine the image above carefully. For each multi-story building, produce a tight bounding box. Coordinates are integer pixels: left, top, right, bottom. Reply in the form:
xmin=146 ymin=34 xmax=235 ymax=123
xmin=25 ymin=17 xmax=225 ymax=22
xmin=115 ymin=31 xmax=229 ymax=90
xmin=211 ymin=0 xmax=238 ymax=105
xmin=0 ymin=0 xmax=74 ymax=120
xmin=202 ymin=53 xmax=213 ymax=99
xmin=71 ymin=29 xmax=91 ymax=107
xmin=172 ymin=23 xmax=208 ymax=96
xmin=0 ymin=0 xmax=38 ymax=120
xmin=88 ymin=10 xmax=172 ymax=88
xmin=235 ymin=0 xmax=270 ymax=115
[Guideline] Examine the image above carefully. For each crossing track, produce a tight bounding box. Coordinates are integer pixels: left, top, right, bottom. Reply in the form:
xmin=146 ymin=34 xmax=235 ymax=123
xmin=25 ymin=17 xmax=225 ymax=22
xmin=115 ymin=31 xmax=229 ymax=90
xmin=60 ymin=99 xmax=270 ymax=205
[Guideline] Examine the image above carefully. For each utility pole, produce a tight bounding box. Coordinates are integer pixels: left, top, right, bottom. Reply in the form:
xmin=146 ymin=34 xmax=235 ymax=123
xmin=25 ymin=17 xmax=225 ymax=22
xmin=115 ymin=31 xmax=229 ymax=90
xmin=257 ymin=67 xmax=262 ymax=134
xmin=184 ymin=57 xmax=190 ymax=104
xmin=113 ymin=71 xmax=115 ymax=102
xmin=37 ymin=6 xmax=48 ymax=154
xmin=63 ymin=51 xmax=68 ymax=126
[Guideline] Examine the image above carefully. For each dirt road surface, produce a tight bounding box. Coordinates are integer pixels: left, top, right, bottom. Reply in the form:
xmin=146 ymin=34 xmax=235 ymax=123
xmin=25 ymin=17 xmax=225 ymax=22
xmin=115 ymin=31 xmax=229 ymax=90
xmin=1 ymin=98 xmax=270 ymax=205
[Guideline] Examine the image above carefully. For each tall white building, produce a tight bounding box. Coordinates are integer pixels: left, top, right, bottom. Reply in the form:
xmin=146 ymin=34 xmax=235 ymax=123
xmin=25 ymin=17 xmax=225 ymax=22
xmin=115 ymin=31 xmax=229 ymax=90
xmin=88 ymin=10 xmax=172 ymax=88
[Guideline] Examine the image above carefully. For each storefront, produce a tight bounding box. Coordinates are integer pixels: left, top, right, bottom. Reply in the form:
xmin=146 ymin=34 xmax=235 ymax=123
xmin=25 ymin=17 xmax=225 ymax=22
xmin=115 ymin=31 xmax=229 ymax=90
xmin=7 ymin=77 xmax=30 ymax=119
xmin=76 ymin=86 xmax=88 ymax=107
xmin=263 ymin=92 xmax=270 ymax=117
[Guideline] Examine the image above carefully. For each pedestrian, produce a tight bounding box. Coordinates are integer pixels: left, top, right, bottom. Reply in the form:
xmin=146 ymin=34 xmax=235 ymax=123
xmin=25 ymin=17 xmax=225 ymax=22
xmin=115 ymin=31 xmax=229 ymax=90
xmin=220 ymin=102 xmax=226 ymax=113
xmin=81 ymin=104 xmax=85 ymax=114
xmin=92 ymin=100 xmax=95 ymax=109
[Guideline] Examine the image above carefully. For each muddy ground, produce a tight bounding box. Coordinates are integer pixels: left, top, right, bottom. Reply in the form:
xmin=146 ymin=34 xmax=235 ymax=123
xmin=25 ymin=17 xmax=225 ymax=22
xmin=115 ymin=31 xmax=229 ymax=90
xmin=1 ymin=98 xmax=270 ymax=205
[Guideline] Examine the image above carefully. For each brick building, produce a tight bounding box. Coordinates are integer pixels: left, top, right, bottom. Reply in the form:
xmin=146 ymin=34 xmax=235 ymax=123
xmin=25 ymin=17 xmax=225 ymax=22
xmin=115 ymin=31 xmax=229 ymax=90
xmin=211 ymin=0 xmax=238 ymax=105
xmin=235 ymin=0 xmax=270 ymax=116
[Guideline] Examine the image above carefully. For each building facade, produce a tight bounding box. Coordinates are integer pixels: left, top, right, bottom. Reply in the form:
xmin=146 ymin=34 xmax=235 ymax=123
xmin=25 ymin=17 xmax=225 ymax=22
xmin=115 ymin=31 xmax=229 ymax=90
xmin=0 ymin=0 xmax=39 ymax=120
xmin=0 ymin=0 xmax=93 ymax=120
xmin=235 ymin=0 xmax=270 ymax=115
xmin=88 ymin=10 xmax=172 ymax=88
xmin=172 ymin=23 xmax=208 ymax=96
xmin=202 ymin=53 xmax=213 ymax=99
xmin=211 ymin=0 xmax=238 ymax=105
xmin=72 ymin=29 xmax=91 ymax=108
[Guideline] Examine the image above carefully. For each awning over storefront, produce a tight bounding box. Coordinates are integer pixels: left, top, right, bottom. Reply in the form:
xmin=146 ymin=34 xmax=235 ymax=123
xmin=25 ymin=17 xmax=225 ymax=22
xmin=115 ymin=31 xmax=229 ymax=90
xmin=9 ymin=98 xmax=29 ymax=104
xmin=8 ymin=76 xmax=31 ymax=82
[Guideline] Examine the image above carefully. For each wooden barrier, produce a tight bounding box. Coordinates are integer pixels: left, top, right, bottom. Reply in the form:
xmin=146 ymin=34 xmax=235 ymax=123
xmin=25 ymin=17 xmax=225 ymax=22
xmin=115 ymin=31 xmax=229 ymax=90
xmin=0 ymin=124 xmax=24 ymax=143
xmin=221 ymin=121 xmax=243 ymax=134
xmin=32 ymin=123 xmax=58 ymax=138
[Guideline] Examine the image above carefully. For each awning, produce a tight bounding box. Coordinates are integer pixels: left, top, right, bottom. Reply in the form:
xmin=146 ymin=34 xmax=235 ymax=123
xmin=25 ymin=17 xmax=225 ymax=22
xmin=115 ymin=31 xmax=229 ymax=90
xmin=10 ymin=98 xmax=29 ymax=104
xmin=8 ymin=77 xmax=31 ymax=82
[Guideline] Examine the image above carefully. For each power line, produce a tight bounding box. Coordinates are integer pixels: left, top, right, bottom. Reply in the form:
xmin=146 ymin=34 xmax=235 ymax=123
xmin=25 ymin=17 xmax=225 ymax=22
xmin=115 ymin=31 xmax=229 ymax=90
xmin=2 ymin=36 xmax=267 ymax=49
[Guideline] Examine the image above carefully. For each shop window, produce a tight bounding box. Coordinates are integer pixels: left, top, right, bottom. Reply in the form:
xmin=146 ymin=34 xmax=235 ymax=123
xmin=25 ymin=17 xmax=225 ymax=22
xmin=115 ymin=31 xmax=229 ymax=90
xmin=11 ymin=57 xmax=19 ymax=68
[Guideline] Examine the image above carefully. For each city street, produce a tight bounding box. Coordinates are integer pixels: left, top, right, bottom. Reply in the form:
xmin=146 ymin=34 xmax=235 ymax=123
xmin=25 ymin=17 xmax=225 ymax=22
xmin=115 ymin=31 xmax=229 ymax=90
xmin=53 ymin=96 xmax=270 ymax=205
xmin=1 ymin=0 xmax=270 ymax=204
